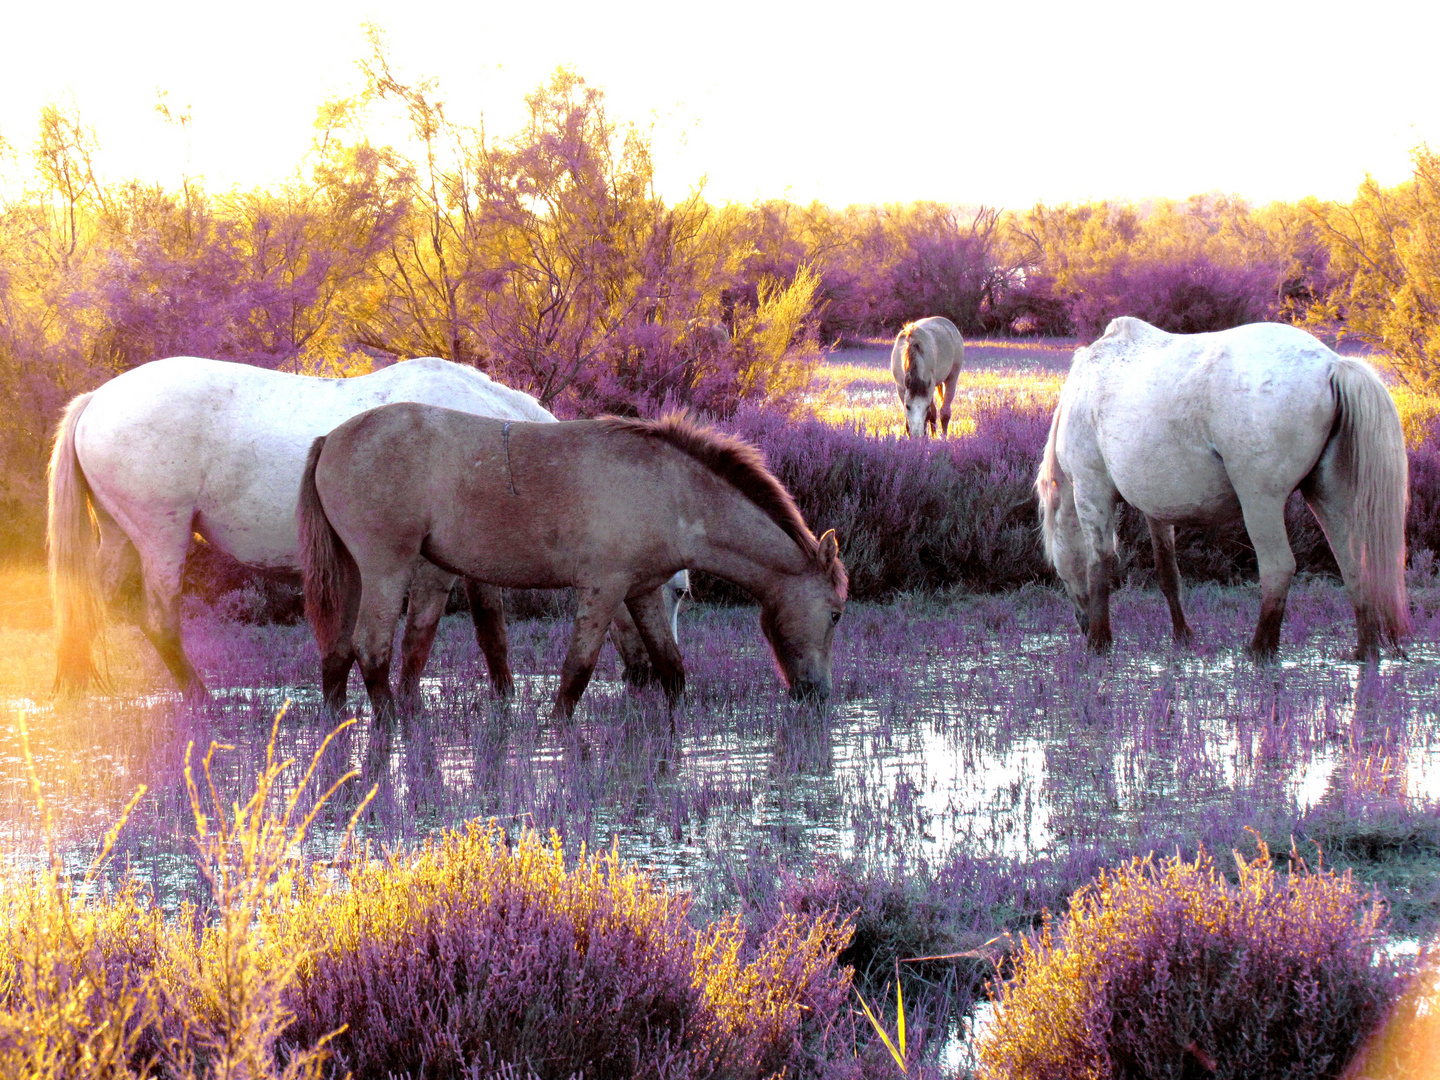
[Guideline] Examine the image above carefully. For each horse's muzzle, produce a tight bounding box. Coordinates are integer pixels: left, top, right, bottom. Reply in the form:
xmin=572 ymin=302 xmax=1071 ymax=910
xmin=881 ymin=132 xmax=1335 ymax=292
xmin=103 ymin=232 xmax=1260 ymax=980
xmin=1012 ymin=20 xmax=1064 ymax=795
xmin=789 ymin=679 xmax=830 ymax=703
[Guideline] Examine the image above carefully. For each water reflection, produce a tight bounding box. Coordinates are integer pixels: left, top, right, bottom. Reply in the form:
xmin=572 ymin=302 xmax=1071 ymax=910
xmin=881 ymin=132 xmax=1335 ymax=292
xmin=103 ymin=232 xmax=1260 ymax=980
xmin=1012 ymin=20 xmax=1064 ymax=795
xmin=2 ymin=590 xmax=1438 ymax=906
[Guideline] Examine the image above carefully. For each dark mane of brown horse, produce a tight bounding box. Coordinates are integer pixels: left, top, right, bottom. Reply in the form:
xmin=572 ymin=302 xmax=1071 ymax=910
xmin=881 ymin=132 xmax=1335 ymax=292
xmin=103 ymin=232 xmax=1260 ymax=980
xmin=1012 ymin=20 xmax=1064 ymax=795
xmin=596 ymin=413 xmax=848 ymax=596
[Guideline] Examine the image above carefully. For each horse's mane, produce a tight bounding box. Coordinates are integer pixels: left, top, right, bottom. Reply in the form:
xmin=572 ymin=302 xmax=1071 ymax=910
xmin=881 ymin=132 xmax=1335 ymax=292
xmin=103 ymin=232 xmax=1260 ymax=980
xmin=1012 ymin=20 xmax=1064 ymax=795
xmin=1035 ymin=402 xmax=1066 ymax=563
xmin=596 ymin=413 xmax=847 ymax=595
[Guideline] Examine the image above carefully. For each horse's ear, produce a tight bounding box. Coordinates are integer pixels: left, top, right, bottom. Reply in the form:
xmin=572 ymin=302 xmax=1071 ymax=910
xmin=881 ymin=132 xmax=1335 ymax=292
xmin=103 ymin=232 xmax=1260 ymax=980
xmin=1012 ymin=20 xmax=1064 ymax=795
xmin=817 ymin=529 xmax=839 ymax=565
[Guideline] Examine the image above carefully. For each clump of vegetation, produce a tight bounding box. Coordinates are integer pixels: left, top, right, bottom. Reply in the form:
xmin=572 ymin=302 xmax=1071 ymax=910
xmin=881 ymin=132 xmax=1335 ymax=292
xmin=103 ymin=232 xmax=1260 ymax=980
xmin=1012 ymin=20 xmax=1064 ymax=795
xmin=0 ymin=715 xmax=862 ymax=1080
xmin=977 ymin=843 xmax=1401 ymax=1080
xmin=277 ymin=822 xmax=858 ymax=1080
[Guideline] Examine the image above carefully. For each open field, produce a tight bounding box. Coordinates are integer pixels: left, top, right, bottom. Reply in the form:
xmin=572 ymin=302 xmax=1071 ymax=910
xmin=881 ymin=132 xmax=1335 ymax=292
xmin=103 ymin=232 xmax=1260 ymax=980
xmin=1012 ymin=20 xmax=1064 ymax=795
xmin=819 ymin=336 xmax=1440 ymax=448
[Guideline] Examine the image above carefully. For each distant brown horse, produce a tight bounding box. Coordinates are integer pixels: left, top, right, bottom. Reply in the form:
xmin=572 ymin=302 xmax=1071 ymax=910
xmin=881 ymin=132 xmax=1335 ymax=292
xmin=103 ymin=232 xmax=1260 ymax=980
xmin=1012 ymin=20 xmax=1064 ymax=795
xmin=297 ymin=406 xmax=848 ymax=722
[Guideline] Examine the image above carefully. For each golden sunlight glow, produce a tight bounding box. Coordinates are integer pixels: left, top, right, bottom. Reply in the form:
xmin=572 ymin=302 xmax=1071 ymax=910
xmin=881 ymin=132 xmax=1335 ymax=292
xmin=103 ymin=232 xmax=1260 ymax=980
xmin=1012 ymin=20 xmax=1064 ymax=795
xmin=2 ymin=0 xmax=1439 ymax=208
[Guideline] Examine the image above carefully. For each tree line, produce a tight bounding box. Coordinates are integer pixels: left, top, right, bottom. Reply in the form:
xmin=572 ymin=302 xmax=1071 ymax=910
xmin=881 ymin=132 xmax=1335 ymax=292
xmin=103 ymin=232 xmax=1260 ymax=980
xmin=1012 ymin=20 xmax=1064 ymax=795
xmin=3 ymin=35 xmax=1439 ymax=555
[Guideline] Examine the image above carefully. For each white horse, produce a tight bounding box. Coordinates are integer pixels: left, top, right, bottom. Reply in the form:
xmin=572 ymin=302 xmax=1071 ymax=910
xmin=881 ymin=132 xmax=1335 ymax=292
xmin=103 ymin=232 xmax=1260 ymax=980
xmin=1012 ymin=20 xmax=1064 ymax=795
xmin=48 ymin=356 xmax=687 ymax=699
xmin=1037 ymin=317 xmax=1409 ymax=661
xmin=891 ymin=316 xmax=965 ymax=438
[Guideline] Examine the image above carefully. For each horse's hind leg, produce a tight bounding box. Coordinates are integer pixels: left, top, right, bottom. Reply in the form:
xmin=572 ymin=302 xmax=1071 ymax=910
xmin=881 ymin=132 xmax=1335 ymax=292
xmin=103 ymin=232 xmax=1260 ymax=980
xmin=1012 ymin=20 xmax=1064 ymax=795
xmin=135 ymin=530 xmax=207 ymax=700
xmin=1239 ymin=493 xmax=1296 ymax=661
xmin=397 ymin=562 xmax=457 ymax=704
xmin=625 ymin=588 xmax=686 ymax=704
xmin=464 ymin=580 xmax=513 ymax=696
xmin=1146 ymin=516 xmax=1192 ymax=645
xmin=1302 ymin=470 xmax=1380 ymax=662
xmin=352 ymin=566 xmax=415 ymax=728
xmin=553 ymin=581 xmax=626 ymax=720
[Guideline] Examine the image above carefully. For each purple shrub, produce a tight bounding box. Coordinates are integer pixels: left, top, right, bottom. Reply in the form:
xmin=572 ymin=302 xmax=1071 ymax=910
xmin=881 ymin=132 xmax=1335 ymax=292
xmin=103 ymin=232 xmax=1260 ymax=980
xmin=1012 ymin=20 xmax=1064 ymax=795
xmin=705 ymin=403 xmax=1054 ymax=602
xmin=1067 ymin=257 xmax=1278 ymax=340
xmin=977 ymin=844 xmax=1400 ymax=1080
xmin=277 ymin=823 xmax=857 ymax=1080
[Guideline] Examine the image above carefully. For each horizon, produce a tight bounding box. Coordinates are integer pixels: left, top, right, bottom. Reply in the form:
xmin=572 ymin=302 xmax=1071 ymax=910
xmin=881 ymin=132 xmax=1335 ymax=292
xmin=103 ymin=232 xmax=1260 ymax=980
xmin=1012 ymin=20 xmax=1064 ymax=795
xmin=2 ymin=0 xmax=1438 ymax=211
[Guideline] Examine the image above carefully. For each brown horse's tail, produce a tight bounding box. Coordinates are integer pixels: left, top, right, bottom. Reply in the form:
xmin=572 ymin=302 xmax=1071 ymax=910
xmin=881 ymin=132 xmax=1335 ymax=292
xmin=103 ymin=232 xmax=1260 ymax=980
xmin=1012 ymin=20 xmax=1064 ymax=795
xmin=1329 ymin=357 xmax=1410 ymax=644
xmin=48 ymin=391 xmax=108 ymax=694
xmin=297 ymin=436 xmax=358 ymax=655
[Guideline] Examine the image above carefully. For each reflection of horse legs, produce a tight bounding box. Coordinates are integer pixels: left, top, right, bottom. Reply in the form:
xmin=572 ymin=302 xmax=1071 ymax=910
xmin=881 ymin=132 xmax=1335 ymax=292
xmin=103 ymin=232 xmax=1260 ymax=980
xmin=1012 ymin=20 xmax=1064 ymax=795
xmin=1146 ymin=517 xmax=1192 ymax=644
xmin=464 ymin=580 xmax=514 ymax=696
xmin=1238 ymin=493 xmax=1295 ymax=660
xmin=554 ymin=582 xmax=626 ymax=720
xmin=136 ymin=525 xmax=207 ymax=699
xmin=625 ymin=589 xmax=685 ymax=703
xmin=396 ymin=562 xmax=455 ymax=704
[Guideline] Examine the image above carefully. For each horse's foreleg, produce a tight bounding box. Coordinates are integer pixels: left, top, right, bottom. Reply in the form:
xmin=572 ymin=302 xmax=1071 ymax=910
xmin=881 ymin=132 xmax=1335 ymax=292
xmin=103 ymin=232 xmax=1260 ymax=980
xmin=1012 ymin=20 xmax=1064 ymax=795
xmin=1084 ymin=548 xmax=1116 ymax=653
xmin=397 ymin=563 xmax=455 ymax=703
xmin=1146 ymin=516 xmax=1192 ymax=645
xmin=553 ymin=582 xmax=626 ymax=720
xmin=1240 ymin=494 xmax=1295 ymax=661
xmin=610 ymin=603 xmax=657 ymax=688
xmin=625 ymin=589 xmax=686 ymax=704
xmin=464 ymin=580 xmax=513 ymax=696
xmin=937 ymin=366 xmax=961 ymax=437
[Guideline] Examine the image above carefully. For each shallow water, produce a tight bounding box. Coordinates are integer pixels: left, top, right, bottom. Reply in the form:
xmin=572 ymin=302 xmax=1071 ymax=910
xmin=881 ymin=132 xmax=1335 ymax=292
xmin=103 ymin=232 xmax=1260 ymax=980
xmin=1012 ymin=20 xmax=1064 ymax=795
xmin=4 ymin=580 xmax=1438 ymax=915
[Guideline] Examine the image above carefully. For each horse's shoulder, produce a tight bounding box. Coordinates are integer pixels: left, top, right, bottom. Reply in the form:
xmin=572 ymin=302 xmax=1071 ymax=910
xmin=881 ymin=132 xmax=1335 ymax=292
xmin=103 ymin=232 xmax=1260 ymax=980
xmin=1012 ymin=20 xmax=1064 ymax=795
xmin=1096 ymin=316 xmax=1170 ymax=352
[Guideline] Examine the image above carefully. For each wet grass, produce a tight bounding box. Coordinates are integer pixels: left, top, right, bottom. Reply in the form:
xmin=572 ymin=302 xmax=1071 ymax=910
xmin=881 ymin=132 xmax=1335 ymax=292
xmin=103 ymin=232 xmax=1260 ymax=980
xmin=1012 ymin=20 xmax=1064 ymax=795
xmin=4 ymin=564 xmax=1440 ymax=1073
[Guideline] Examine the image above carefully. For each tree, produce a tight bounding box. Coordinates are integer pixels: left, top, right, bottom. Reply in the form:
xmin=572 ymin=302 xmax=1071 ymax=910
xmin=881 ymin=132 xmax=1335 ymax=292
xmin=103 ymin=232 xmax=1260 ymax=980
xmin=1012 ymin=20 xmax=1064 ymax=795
xmin=1310 ymin=146 xmax=1440 ymax=388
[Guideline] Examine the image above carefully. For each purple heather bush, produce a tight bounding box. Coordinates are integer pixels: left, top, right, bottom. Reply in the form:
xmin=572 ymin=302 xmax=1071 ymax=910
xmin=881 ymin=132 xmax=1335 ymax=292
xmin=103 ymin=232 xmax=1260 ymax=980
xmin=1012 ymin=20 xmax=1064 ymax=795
xmin=1067 ymin=256 xmax=1279 ymax=339
xmin=977 ymin=844 xmax=1401 ymax=1080
xmin=277 ymin=822 xmax=859 ymax=1080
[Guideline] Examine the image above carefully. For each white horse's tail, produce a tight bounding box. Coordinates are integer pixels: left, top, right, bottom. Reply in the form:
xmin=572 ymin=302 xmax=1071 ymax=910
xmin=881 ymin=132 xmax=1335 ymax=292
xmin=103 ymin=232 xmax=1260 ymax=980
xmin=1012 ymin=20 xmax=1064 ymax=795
xmin=48 ymin=392 xmax=107 ymax=693
xmin=1329 ymin=358 xmax=1410 ymax=644
xmin=297 ymin=436 xmax=357 ymax=655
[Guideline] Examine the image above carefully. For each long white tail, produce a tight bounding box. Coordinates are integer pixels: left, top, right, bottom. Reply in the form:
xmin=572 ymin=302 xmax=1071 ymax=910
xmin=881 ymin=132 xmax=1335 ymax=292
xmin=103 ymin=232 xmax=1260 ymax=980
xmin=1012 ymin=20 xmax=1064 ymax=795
xmin=1329 ymin=358 xmax=1410 ymax=644
xmin=47 ymin=392 xmax=107 ymax=692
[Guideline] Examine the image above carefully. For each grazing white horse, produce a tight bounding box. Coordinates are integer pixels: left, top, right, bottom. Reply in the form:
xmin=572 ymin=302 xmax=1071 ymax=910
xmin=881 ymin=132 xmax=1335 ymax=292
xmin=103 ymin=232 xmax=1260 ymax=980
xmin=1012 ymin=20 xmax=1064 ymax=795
xmin=48 ymin=356 xmax=686 ymax=699
xmin=1037 ymin=317 xmax=1409 ymax=661
xmin=891 ymin=316 xmax=965 ymax=438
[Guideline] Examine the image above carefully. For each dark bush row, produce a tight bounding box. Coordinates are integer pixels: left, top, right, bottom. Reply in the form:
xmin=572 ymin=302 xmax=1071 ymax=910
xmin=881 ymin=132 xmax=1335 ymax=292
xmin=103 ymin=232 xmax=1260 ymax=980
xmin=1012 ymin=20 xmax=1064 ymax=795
xmin=185 ymin=401 xmax=1440 ymax=619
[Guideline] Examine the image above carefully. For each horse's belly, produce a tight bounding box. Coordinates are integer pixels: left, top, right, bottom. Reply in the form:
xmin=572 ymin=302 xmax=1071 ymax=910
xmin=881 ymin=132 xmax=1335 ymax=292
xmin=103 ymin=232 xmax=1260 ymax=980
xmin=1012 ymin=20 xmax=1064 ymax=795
xmin=198 ymin=509 xmax=300 ymax=570
xmin=1110 ymin=454 xmax=1241 ymax=526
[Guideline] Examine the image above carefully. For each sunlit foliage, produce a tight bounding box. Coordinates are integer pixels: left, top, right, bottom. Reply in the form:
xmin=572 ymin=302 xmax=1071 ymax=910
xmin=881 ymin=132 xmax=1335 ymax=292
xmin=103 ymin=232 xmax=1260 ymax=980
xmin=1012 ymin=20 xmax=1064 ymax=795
xmin=1309 ymin=146 xmax=1440 ymax=389
xmin=977 ymin=844 xmax=1398 ymax=1080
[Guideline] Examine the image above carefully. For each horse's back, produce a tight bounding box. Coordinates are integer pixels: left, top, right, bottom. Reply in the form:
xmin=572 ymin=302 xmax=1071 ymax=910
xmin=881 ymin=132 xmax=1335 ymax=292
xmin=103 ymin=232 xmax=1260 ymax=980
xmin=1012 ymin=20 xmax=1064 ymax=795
xmin=892 ymin=317 xmax=963 ymax=381
xmin=1062 ymin=320 xmax=1343 ymax=522
xmin=74 ymin=357 xmax=554 ymax=569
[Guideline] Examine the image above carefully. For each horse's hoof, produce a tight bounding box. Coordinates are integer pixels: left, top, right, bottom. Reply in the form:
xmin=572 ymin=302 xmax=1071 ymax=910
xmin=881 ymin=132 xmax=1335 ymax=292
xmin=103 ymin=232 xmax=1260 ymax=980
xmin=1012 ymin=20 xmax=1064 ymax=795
xmin=622 ymin=662 xmax=658 ymax=689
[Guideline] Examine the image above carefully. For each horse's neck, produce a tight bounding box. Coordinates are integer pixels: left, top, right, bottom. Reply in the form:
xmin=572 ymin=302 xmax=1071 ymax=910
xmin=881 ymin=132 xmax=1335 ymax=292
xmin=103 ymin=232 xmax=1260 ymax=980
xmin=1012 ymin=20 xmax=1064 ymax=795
xmin=688 ymin=490 xmax=810 ymax=603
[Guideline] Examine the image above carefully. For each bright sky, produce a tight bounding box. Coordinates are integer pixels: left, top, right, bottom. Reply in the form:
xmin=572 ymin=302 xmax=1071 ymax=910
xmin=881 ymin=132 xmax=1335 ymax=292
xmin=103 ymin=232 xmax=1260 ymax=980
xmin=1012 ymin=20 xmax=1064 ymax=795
xmin=2 ymin=0 xmax=1436 ymax=210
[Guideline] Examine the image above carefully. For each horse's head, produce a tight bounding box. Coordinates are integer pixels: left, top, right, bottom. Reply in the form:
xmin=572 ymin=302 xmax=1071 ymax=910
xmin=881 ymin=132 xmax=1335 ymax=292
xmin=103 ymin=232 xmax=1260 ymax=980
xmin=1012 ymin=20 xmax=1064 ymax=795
xmin=896 ymin=336 xmax=935 ymax=439
xmin=760 ymin=529 xmax=848 ymax=701
xmin=1037 ymin=460 xmax=1089 ymax=630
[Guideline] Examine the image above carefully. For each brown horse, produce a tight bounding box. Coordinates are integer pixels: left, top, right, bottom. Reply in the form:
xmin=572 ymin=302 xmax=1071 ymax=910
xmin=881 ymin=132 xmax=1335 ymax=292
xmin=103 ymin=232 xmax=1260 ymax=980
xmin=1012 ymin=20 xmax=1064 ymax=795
xmin=297 ymin=405 xmax=848 ymax=722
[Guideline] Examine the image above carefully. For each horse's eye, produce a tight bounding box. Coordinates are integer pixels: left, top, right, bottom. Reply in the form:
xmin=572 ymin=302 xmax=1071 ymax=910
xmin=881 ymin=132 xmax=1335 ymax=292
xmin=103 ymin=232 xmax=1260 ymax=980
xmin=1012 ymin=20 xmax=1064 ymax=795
xmin=830 ymin=610 xmax=842 ymax=626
